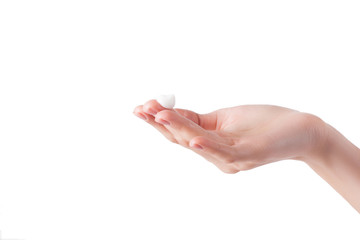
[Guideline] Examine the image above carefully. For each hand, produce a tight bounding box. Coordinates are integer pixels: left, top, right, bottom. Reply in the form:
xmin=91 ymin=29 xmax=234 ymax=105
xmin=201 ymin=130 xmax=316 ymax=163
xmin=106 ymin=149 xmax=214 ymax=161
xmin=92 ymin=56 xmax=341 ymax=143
xmin=133 ymin=100 xmax=327 ymax=173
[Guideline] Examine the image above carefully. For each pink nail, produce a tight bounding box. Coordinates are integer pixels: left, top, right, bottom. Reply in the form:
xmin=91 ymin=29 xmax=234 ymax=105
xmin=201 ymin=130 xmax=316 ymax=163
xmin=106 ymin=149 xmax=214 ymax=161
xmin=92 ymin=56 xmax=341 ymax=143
xmin=191 ymin=143 xmax=203 ymax=150
xmin=146 ymin=108 xmax=157 ymax=115
xmin=135 ymin=113 xmax=147 ymax=121
xmin=156 ymin=118 xmax=170 ymax=125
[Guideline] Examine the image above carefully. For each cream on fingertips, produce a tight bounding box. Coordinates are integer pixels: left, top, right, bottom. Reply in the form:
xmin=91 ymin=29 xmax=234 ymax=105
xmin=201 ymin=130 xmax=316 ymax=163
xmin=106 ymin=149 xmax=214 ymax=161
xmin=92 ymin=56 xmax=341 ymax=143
xmin=156 ymin=94 xmax=175 ymax=109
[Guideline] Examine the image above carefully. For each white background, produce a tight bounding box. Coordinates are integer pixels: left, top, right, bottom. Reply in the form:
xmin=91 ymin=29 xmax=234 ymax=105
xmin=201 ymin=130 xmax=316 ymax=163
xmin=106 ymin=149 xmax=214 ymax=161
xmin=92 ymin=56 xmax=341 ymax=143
xmin=0 ymin=0 xmax=359 ymax=239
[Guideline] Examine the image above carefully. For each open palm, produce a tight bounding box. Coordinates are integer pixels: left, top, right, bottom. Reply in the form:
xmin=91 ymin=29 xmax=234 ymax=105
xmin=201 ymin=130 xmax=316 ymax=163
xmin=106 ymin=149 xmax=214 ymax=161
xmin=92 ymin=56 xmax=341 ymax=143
xmin=134 ymin=100 xmax=325 ymax=173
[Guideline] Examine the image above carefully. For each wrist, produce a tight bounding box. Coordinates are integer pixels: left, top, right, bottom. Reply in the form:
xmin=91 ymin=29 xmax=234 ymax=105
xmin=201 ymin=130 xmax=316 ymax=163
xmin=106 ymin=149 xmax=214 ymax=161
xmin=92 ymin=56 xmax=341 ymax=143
xmin=301 ymin=117 xmax=360 ymax=212
xmin=299 ymin=114 xmax=331 ymax=164
xmin=304 ymin=117 xmax=359 ymax=167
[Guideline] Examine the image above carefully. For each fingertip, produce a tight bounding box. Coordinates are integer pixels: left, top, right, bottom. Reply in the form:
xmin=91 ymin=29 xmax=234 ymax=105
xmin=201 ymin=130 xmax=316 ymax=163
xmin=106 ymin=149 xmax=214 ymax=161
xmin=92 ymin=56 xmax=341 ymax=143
xmin=134 ymin=112 xmax=148 ymax=121
xmin=143 ymin=105 xmax=157 ymax=115
xmin=155 ymin=109 xmax=177 ymax=122
xmin=143 ymin=99 xmax=167 ymax=115
xmin=133 ymin=105 xmax=143 ymax=114
xmin=133 ymin=105 xmax=148 ymax=120
xmin=190 ymin=142 xmax=203 ymax=150
xmin=155 ymin=117 xmax=170 ymax=125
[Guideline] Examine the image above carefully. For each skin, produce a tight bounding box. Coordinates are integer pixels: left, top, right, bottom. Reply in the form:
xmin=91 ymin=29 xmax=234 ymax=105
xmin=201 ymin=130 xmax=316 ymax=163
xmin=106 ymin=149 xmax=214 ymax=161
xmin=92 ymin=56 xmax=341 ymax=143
xmin=133 ymin=100 xmax=360 ymax=213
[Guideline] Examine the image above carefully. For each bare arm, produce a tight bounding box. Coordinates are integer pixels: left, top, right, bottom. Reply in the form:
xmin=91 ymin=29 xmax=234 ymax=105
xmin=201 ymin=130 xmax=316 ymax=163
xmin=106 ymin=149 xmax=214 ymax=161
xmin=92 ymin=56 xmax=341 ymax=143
xmin=134 ymin=101 xmax=360 ymax=213
xmin=305 ymin=124 xmax=360 ymax=212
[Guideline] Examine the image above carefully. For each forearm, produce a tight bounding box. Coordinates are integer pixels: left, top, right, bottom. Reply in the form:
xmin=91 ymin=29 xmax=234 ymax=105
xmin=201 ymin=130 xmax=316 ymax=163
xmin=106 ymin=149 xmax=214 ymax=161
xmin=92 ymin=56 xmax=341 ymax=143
xmin=305 ymin=123 xmax=360 ymax=213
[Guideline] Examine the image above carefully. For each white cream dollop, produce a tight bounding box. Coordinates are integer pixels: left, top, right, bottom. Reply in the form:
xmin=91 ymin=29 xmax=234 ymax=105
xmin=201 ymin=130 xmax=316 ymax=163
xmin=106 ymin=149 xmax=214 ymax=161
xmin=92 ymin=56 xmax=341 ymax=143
xmin=156 ymin=94 xmax=175 ymax=109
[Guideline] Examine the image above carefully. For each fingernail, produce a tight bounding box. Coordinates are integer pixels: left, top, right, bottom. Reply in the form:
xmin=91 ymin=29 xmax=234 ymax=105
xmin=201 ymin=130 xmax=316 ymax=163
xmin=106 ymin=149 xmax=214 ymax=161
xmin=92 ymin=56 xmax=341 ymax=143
xmin=156 ymin=118 xmax=170 ymax=125
xmin=146 ymin=108 xmax=157 ymax=115
xmin=191 ymin=143 xmax=203 ymax=150
xmin=135 ymin=113 xmax=147 ymax=121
